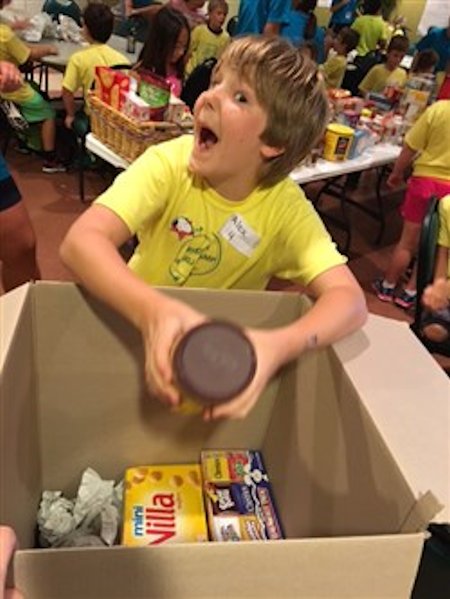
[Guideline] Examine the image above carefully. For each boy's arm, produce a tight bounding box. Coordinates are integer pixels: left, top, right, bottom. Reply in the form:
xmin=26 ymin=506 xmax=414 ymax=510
xmin=386 ymin=143 xmax=416 ymax=188
xmin=207 ymin=265 xmax=367 ymax=420
xmin=27 ymin=43 xmax=58 ymax=60
xmin=330 ymin=0 xmax=350 ymax=14
xmin=62 ymin=87 xmax=76 ymax=129
xmin=60 ymin=204 xmax=206 ymax=405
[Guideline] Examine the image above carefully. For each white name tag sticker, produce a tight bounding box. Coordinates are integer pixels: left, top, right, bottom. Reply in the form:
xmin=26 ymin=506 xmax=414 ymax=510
xmin=219 ymin=214 xmax=260 ymax=257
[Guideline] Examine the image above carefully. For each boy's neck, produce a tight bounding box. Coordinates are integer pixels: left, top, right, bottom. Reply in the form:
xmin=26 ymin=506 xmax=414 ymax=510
xmin=208 ymin=23 xmax=222 ymax=34
xmin=206 ymin=173 xmax=260 ymax=202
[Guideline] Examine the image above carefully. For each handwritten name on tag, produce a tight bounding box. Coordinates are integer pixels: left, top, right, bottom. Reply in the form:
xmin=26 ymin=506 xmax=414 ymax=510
xmin=220 ymin=214 xmax=260 ymax=257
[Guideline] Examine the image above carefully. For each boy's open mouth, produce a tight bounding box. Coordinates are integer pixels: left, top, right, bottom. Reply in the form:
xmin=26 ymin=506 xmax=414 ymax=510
xmin=199 ymin=127 xmax=218 ymax=149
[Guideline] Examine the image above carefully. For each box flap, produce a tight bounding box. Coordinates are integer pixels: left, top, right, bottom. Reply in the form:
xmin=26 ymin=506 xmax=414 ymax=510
xmin=16 ymin=533 xmax=424 ymax=599
xmin=0 ymin=283 xmax=30 ymax=370
xmin=334 ymin=314 xmax=450 ymax=523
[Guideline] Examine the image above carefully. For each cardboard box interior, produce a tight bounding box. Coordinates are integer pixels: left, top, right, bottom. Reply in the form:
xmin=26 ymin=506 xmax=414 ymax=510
xmin=0 ymin=282 xmax=448 ymax=598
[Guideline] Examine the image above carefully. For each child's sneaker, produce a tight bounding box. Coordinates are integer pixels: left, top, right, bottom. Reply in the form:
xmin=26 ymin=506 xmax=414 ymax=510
xmin=42 ymin=160 xmax=66 ymax=174
xmin=372 ymin=278 xmax=395 ymax=302
xmin=394 ymin=289 xmax=416 ymax=310
xmin=14 ymin=140 xmax=31 ymax=154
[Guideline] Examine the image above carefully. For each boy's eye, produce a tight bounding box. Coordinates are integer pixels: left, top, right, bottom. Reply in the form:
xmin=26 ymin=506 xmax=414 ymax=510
xmin=234 ymin=91 xmax=247 ymax=103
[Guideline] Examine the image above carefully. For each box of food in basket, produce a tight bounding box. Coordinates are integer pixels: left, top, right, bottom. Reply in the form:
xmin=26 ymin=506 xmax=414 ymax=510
xmin=88 ymin=78 xmax=192 ymax=163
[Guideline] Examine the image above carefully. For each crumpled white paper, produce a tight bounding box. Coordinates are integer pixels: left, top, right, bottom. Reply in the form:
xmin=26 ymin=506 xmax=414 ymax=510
xmin=37 ymin=468 xmax=123 ymax=548
xmin=57 ymin=14 xmax=82 ymax=43
xmin=21 ymin=13 xmax=53 ymax=43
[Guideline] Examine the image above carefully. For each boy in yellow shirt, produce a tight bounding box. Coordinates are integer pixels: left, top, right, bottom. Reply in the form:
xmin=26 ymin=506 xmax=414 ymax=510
xmin=185 ymin=0 xmax=229 ymax=77
xmin=321 ymin=26 xmax=359 ymax=89
xmin=359 ymin=34 xmax=409 ymax=95
xmin=61 ymin=36 xmax=367 ymax=421
xmin=0 ymin=0 xmax=64 ymax=172
xmin=62 ymin=3 xmax=130 ymax=136
xmin=374 ymin=100 xmax=450 ymax=309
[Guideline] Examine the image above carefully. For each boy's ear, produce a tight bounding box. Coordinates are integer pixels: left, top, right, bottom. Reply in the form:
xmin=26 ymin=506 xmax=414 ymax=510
xmin=260 ymin=143 xmax=285 ymax=160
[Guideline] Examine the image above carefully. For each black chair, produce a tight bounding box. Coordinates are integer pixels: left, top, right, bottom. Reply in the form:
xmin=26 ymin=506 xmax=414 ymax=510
xmin=410 ymin=196 xmax=450 ymax=358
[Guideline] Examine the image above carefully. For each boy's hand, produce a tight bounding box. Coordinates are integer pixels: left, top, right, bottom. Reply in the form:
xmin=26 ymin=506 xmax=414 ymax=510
xmin=0 ymin=526 xmax=23 ymax=599
xmin=11 ymin=17 xmax=30 ymax=31
xmin=0 ymin=61 xmax=22 ymax=93
xmin=140 ymin=297 xmax=207 ymax=407
xmin=46 ymin=45 xmax=59 ymax=56
xmin=203 ymin=327 xmax=288 ymax=421
xmin=387 ymin=170 xmax=403 ymax=188
xmin=422 ymin=278 xmax=450 ymax=311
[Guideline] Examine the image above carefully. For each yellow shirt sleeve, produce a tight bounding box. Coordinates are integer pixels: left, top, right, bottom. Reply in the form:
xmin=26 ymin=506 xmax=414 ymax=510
xmin=321 ymin=55 xmax=346 ymax=89
xmin=0 ymin=23 xmax=30 ymax=66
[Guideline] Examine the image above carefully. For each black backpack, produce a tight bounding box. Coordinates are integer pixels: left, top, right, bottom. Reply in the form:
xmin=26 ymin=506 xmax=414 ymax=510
xmin=341 ymin=51 xmax=382 ymax=96
xmin=181 ymin=58 xmax=217 ymax=112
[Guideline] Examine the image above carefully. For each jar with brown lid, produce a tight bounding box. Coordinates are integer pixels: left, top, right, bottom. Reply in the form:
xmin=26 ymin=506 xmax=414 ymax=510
xmin=172 ymin=320 xmax=257 ymax=413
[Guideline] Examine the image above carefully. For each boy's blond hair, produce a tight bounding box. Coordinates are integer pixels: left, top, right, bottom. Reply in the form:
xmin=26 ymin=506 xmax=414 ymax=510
xmin=216 ymin=36 xmax=329 ymax=187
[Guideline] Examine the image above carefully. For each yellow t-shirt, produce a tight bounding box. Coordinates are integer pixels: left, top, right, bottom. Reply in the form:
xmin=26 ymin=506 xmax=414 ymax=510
xmin=405 ymin=100 xmax=450 ymax=181
xmin=0 ymin=23 xmax=33 ymax=103
xmin=438 ymin=195 xmax=450 ymax=277
xmin=359 ymin=64 xmax=407 ymax=94
xmin=351 ymin=15 xmax=387 ymax=56
xmin=95 ymin=135 xmax=346 ymax=289
xmin=185 ymin=24 xmax=229 ymax=77
xmin=320 ymin=54 xmax=347 ymax=90
xmin=62 ymin=43 xmax=130 ymax=112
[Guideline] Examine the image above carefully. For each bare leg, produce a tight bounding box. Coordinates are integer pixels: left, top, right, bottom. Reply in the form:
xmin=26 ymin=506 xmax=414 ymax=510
xmin=384 ymin=221 xmax=421 ymax=288
xmin=0 ymin=200 xmax=40 ymax=292
xmin=40 ymin=118 xmax=55 ymax=152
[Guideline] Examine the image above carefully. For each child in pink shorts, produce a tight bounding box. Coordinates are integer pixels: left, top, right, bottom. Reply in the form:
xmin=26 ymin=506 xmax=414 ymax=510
xmin=373 ymin=100 xmax=450 ymax=310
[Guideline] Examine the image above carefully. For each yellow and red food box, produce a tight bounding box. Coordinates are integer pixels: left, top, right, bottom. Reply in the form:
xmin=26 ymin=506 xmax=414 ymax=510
xmin=94 ymin=66 xmax=131 ymax=111
xmin=122 ymin=464 xmax=208 ymax=546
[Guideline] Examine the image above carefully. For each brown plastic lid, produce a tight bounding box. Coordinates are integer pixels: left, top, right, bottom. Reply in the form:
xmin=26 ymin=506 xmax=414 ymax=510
xmin=172 ymin=320 xmax=257 ymax=406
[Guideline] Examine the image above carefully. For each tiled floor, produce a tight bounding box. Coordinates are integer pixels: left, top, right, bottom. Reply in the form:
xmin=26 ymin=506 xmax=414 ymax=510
xmin=3 ymin=132 xmax=449 ymax=371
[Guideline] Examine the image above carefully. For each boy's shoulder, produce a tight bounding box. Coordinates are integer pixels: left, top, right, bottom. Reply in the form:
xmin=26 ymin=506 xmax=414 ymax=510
xmin=0 ymin=22 xmax=14 ymax=40
xmin=429 ymin=99 xmax=450 ymax=119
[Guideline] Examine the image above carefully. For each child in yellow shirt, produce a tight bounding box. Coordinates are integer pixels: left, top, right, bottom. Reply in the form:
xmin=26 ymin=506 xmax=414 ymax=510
xmin=0 ymin=0 xmax=64 ymax=172
xmin=62 ymin=3 xmax=130 ymax=136
xmin=374 ymin=101 xmax=450 ymax=310
xmin=61 ymin=36 xmax=367 ymax=421
xmin=359 ymin=34 xmax=409 ymax=95
xmin=321 ymin=26 xmax=359 ymax=89
xmin=185 ymin=0 xmax=229 ymax=77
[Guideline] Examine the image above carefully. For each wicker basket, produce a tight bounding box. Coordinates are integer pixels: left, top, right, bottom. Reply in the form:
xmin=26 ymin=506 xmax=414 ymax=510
xmin=89 ymin=94 xmax=189 ymax=163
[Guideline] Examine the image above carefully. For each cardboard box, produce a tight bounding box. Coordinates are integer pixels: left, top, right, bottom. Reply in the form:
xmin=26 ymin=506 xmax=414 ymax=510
xmin=0 ymin=282 xmax=449 ymax=598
